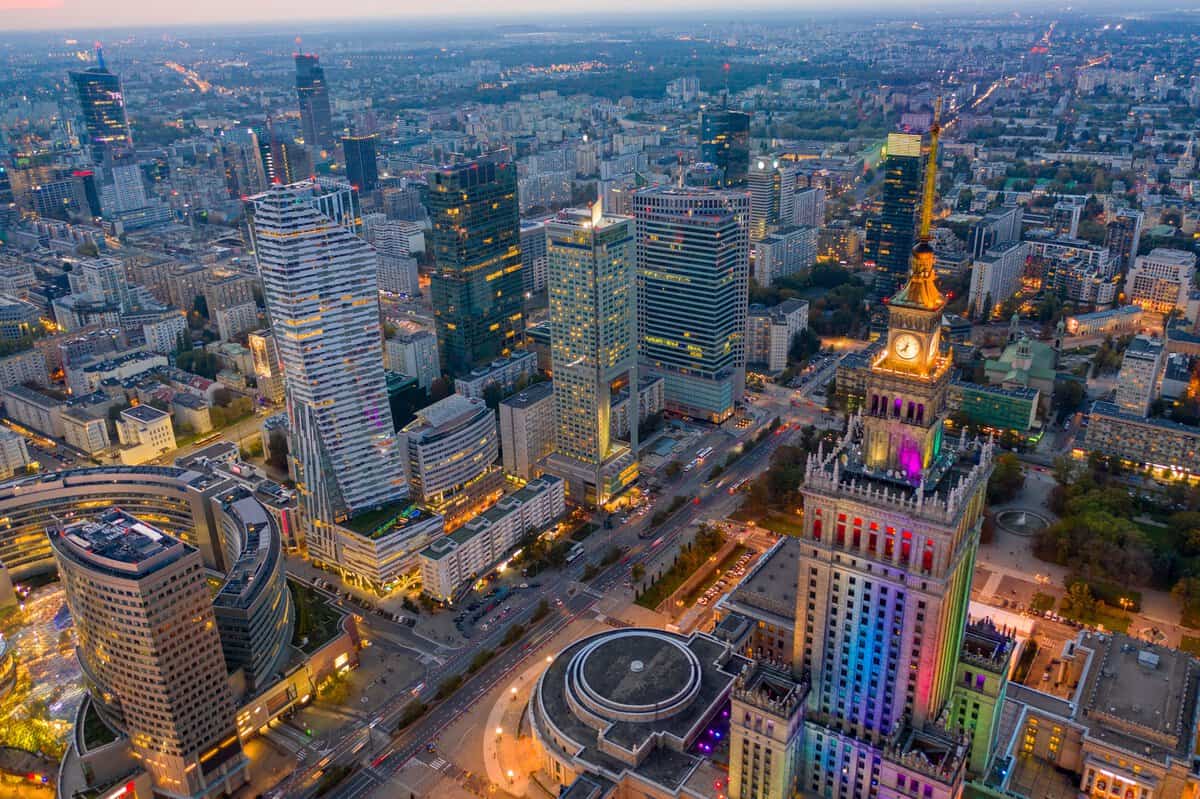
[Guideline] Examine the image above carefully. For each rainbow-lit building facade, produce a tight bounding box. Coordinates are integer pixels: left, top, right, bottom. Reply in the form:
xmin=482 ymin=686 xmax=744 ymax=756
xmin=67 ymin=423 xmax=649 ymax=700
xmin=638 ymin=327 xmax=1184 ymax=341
xmin=719 ymin=107 xmax=1008 ymax=798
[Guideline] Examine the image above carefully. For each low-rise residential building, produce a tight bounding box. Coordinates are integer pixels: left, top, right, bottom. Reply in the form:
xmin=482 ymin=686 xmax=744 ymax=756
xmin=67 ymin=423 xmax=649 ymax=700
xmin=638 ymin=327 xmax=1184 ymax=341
xmin=172 ymin=392 xmax=213 ymax=435
xmin=1126 ymin=248 xmax=1197 ymax=317
xmin=116 ymin=404 xmax=176 ymax=464
xmin=499 ymin=381 xmax=555 ymax=480
xmin=141 ymin=310 xmax=187 ymax=355
xmin=214 ymin=302 xmax=259 ymax=342
xmin=0 ymin=349 xmax=47 ymax=389
xmin=1115 ymin=335 xmax=1165 ymax=416
xmin=1065 ymin=305 xmax=1144 ymax=337
xmin=60 ymin=406 xmax=111 ymax=454
xmin=3 ymin=384 xmax=64 ymax=437
xmin=453 ymin=350 xmax=538 ymax=400
xmin=1084 ymin=400 xmax=1200 ymax=477
xmin=0 ymin=294 xmax=40 ymax=340
xmin=746 ymin=299 xmax=809 ymax=374
xmin=0 ymin=428 xmax=30 ymax=479
xmin=610 ymin=374 xmax=665 ymax=441
xmin=419 ymin=474 xmax=565 ymax=601
xmin=66 ymin=350 xmax=168 ymax=395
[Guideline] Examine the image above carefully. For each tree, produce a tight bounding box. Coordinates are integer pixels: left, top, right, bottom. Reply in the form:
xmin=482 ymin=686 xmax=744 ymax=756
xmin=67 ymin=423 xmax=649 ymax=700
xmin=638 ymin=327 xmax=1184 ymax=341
xmin=1062 ymin=581 xmax=1097 ymax=620
xmin=1051 ymin=455 xmax=1075 ymax=486
xmin=665 ymin=461 xmax=683 ymax=479
xmin=1053 ymin=379 xmax=1086 ymax=416
xmin=987 ymin=453 xmax=1025 ymax=504
xmin=631 ymin=563 xmax=645 ymax=583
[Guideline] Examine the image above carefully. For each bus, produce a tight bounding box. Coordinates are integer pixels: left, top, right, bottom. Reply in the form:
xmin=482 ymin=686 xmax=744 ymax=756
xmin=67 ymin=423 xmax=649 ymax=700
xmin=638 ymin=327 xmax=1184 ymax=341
xmin=697 ymin=446 xmax=714 ymax=460
xmin=566 ymin=543 xmax=585 ymax=563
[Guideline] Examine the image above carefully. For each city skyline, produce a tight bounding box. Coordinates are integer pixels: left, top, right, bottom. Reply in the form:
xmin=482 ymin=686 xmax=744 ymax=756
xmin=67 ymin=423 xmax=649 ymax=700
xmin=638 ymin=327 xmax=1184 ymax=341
xmin=0 ymin=0 xmax=1176 ymax=33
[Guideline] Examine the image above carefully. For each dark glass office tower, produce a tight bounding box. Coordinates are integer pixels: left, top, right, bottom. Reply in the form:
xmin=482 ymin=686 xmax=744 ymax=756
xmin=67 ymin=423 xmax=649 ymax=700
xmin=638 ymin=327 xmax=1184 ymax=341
xmin=427 ymin=155 xmax=524 ymax=376
xmin=69 ymin=46 xmax=132 ymax=163
xmin=864 ymin=132 xmax=924 ymax=299
xmin=295 ymin=53 xmax=335 ymax=150
xmin=342 ymin=134 xmax=378 ymax=192
xmin=699 ymin=107 xmax=751 ymax=187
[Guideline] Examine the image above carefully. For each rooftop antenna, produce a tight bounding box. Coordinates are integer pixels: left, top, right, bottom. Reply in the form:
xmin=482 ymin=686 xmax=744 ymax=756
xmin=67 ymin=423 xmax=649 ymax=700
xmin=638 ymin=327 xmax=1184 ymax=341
xmin=918 ymin=97 xmax=943 ymax=242
xmin=722 ymin=62 xmax=731 ymax=105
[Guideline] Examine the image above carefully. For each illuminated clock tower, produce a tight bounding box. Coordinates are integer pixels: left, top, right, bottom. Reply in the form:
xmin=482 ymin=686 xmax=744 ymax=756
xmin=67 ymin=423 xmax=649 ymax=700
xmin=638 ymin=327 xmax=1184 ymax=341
xmin=862 ymin=109 xmax=951 ymax=483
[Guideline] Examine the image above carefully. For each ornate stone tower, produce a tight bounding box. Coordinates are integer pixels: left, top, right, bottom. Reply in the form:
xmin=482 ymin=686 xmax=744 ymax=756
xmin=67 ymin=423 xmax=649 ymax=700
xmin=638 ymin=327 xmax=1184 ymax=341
xmin=862 ymin=102 xmax=951 ymax=483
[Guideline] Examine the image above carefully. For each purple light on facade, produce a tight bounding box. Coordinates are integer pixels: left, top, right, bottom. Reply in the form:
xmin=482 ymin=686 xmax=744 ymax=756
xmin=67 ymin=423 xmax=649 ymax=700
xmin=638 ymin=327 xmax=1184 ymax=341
xmin=898 ymin=438 xmax=922 ymax=483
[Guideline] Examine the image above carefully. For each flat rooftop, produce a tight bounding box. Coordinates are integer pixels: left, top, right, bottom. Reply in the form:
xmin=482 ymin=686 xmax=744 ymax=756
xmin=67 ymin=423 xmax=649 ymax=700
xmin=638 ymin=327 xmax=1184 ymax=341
xmin=122 ymin=403 xmax=170 ymax=423
xmin=408 ymin=393 xmax=484 ymax=431
xmin=723 ymin=536 xmax=799 ymax=625
xmin=54 ymin=507 xmax=185 ymax=571
xmin=501 ymin=380 xmax=553 ymax=409
xmin=1079 ymin=632 xmax=1199 ymax=762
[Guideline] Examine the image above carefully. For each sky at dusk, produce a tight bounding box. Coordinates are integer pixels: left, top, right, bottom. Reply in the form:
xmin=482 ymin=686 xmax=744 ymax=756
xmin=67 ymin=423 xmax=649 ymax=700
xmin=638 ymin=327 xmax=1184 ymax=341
xmin=0 ymin=0 xmax=1074 ymax=33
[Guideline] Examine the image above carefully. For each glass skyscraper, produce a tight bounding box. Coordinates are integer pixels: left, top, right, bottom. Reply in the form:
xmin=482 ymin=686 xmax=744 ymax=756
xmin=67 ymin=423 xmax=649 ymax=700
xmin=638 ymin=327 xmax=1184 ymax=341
xmin=427 ymin=155 xmax=525 ymax=376
xmin=699 ymin=107 xmax=751 ymax=187
xmin=635 ymin=186 xmax=749 ymax=423
xmin=249 ymin=181 xmax=405 ymax=533
xmin=864 ymin=132 xmax=924 ymax=299
xmin=295 ymin=53 xmax=335 ymax=150
xmin=544 ymin=205 xmax=638 ymax=505
xmin=69 ymin=47 xmax=132 ymax=163
xmin=342 ymin=133 xmax=378 ymax=193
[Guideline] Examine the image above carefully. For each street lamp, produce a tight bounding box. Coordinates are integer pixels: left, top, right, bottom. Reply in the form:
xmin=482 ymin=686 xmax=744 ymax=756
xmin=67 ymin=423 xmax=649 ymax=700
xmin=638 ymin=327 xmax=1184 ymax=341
xmin=495 ymin=726 xmax=503 ymax=737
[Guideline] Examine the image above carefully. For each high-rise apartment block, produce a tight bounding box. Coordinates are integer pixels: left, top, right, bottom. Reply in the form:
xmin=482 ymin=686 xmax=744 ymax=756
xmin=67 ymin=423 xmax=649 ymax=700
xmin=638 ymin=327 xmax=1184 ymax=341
xmin=636 ymin=186 xmax=749 ymax=423
xmin=250 ymin=181 xmax=405 ymax=532
xmin=792 ymin=186 xmax=827 ymax=228
xmin=1105 ymin=207 xmax=1145 ymax=274
xmin=967 ymin=240 xmax=1030 ymax=320
xmin=700 ymin=107 xmax=751 ymax=187
xmin=544 ymin=206 xmax=638 ymax=504
xmin=520 ymin=218 xmax=549 ymax=295
xmin=499 ymin=380 xmax=556 ymax=480
xmin=69 ymin=46 xmax=133 ymax=162
xmin=864 ymin=132 xmax=923 ymax=299
xmin=247 ymin=329 xmax=285 ymax=404
xmin=753 ymin=225 xmax=817 ymax=287
xmin=968 ymin=205 xmax=1022 ymax=260
xmin=50 ymin=509 xmax=246 ymax=798
xmin=1115 ymin=335 xmax=1165 ymax=416
xmin=384 ymin=329 xmax=439 ymax=392
xmin=427 ymin=155 xmax=524 ymax=375
xmin=1126 ymin=248 xmax=1197 ymax=316
xmin=295 ymin=53 xmax=335 ymax=150
xmin=748 ymin=156 xmax=798 ymax=241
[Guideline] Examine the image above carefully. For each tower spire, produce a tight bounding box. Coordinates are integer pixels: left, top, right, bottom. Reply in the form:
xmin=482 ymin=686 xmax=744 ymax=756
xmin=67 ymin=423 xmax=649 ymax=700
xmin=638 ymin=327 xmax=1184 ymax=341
xmin=917 ymin=97 xmax=942 ymax=242
xmin=887 ymin=96 xmax=945 ymax=311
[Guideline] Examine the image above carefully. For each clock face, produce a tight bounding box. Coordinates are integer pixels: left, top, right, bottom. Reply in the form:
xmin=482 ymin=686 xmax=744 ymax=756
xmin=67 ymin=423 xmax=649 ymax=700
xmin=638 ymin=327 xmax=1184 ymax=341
xmin=894 ymin=333 xmax=920 ymax=360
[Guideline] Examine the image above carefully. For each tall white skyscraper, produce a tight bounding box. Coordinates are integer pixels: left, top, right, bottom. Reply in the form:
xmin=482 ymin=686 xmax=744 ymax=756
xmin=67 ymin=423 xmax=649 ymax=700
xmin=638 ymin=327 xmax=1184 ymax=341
xmin=544 ymin=205 xmax=638 ymax=505
xmin=250 ymin=181 xmax=405 ymax=533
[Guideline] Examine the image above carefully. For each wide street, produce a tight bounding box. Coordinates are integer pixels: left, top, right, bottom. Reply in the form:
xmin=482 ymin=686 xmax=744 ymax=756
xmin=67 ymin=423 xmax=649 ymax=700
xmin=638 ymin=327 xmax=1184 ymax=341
xmin=266 ymin=368 xmax=838 ymax=799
